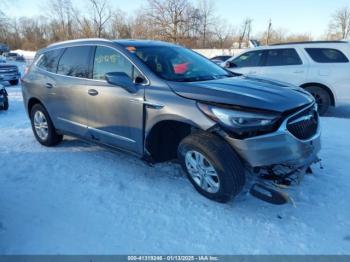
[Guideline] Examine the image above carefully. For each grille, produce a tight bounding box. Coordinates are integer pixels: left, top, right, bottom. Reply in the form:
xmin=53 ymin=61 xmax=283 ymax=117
xmin=287 ymin=106 xmax=318 ymax=140
xmin=0 ymin=66 xmax=18 ymax=74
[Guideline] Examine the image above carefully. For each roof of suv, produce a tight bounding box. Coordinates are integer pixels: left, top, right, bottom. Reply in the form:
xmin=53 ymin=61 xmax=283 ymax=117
xmin=270 ymin=41 xmax=349 ymax=46
xmin=113 ymin=39 xmax=177 ymax=47
xmin=46 ymin=38 xmax=177 ymax=49
xmin=240 ymin=40 xmax=350 ymax=52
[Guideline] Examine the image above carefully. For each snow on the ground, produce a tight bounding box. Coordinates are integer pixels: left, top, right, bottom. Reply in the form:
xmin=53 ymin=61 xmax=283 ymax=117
xmin=0 ymin=86 xmax=350 ymax=255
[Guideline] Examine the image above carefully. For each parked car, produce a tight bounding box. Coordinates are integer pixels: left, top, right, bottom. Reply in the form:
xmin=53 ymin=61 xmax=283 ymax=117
xmin=224 ymin=41 xmax=350 ymax=115
xmin=0 ymin=55 xmax=6 ymax=63
xmin=0 ymin=64 xmax=20 ymax=85
xmin=5 ymin=52 xmax=25 ymax=62
xmin=0 ymin=43 xmax=10 ymax=55
xmin=0 ymin=83 xmax=9 ymax=111
xmin=15 ymin=55 xmax=25 ymax=62
xmin=22 ymin=39 xmax=321 ymax=204
xmin=210 ymin=55 xmax=232 ymax=65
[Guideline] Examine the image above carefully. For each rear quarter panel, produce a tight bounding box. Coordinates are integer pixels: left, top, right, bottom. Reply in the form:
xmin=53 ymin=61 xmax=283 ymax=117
xmin=302 ymin=44 xmax=350 ymax=104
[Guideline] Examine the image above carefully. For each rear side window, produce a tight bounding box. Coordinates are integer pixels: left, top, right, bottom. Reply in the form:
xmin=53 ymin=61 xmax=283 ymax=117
xmin=93 ymin=46 xmax=137 ymax=80
xmin=232 ymin=50 xmax=264 ymax=67
xmin=265 ymin=48 xmax=302 ymax=66
xmin=57 ymin=46 xmax=93 ymax=78
xmin=37 ymin=49 xmax=64 ymax=73
xmin=305 ymin=48 xmax=349 ymax=63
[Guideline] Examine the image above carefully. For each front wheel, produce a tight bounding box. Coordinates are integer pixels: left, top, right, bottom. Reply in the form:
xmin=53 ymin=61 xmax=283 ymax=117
xmin=30 ymin=104 xmax=63 ymax=146
xmin=178 ymin=132 xmax=245 ymax=203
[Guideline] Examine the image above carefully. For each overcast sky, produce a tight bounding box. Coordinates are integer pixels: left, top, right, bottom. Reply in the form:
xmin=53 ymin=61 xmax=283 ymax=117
xmin=6 ymin=0 xmax=350 ymax=38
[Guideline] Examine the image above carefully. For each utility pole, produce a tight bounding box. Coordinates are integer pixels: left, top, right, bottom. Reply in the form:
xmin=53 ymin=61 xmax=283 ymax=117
xmin=266 ymin=19 xmax=272 ymax=45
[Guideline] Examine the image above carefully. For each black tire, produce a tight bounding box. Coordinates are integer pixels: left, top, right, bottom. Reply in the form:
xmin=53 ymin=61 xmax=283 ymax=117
xmin=30 ymin=103 xmax=63 ymax=146
xmin=9 ymin=80 xmax=19 ymax=86
xmin=304 ymin=86 xmax=331 ymax=115
xmin=178 ymin=132 xmax=245 ymax=203
xmin=3 ymin=97 xmax=8 ymax=110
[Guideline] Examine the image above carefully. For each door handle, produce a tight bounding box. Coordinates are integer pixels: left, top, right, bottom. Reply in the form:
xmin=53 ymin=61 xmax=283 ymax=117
xmin=88 ymin=89 xmax=99 ymax=96
xmin=45 ymin=83 xmax=54 ymax=89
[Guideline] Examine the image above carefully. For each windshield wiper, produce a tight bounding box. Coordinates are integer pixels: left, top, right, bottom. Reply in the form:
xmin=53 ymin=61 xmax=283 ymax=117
xmin=175 ymin=76 xmax=218 ymax=82
xmin=212 ymin=74 xmax=232 ymax=79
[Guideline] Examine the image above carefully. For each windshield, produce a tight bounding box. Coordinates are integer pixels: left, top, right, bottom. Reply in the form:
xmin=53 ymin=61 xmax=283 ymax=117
xmin=129 ymin=45 xmax=232 ymax=82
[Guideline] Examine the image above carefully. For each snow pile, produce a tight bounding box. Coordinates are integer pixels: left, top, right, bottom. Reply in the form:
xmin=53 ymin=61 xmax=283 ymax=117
xmin=11 ymin=50 xmax=36 ymax=60
xmin=0 ymin=86 xmax=350 ymax=254
xmin=194 ymin=49 xmax=245 ymax=58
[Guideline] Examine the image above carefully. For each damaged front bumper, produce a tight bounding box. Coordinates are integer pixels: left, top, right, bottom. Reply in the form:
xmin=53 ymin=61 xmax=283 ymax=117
xmin=220 ymin=103 xmax=321 ymax=205
xmin=222 ymin=104 xmax=321 ymax=169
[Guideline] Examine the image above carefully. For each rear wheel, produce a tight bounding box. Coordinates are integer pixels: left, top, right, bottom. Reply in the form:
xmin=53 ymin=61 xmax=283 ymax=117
xmin=3 ymin=97 xmax=8 ymax=110
xmin=30 ymin=104 xmax=63 ymax=146
xmin=178 ymin=132 xmax=245 ymax=203
xmin=9 ymin=80 xmax=19 ymax=86
xmin=304 ymin=86 xmax=331 ymax=115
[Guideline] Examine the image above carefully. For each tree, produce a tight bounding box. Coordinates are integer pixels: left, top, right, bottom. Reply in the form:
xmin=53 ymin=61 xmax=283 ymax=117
xmin=146 ymin=0 xmax=191 ymax=43
xmin=0 ymin=0 xmax=10 ymax=43
xmin=213 ymin=19 xmax=234 ymax=49
xmin=238 ymin=18 xmax=252 ymax=48
xmin=47 ymin=0 xmax=75 ymax=40
xmin=265 ymin=19 xmax=272 ymax=45
xmin=132 ymin=9 xmax=156 ymax=40
xmin=110 ymin=10 xmax=132 ymax=39
xmin=198 ymin=0 xmax=215 ymax=48
xmin=89 ymin=0 xmax=112 ymax=38
xmin=328 ymin=6 xmax=350 ymax=40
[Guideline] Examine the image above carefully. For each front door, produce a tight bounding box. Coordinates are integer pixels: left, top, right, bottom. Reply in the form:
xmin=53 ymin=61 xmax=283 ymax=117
xmin=229 ymin=50 xmax=264 ymax=76
xmin=85 ymin=46 xmax=145 ymax=154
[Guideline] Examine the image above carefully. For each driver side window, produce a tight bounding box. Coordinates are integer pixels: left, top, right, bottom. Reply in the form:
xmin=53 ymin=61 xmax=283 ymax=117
xmin=232 ymin=50 xmax=264 ymax=68
xmin=93 ymin=46 xmax=140 ymax=81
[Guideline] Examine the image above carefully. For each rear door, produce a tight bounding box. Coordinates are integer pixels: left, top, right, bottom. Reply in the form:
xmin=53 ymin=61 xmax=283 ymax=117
xmin=228 ymin=50 xmax=264 ymax=76
xmin=52 ymin=46 xmax=94 ymax=137
xmin=85 ymin=45 xmax=145 ymax=154
xmin=259 ymin=48 xmax=307 ymax=85
xmin=304 ymin=47 xmax=350 ymax=103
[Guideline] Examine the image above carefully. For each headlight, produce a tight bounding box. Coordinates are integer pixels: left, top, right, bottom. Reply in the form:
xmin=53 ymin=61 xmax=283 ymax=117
xmin=197 ymin=102 xmax=280 ymax=134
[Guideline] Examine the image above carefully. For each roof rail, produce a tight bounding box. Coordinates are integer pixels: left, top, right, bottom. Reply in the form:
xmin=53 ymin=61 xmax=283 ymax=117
xmin=270 ymin=41 xmax=348 ymax=46
xmin=47 ymin=38 xmax=112 ymax=48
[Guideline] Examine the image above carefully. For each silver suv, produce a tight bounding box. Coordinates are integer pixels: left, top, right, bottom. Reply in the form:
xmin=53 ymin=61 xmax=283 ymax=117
xmin=22 ymin=39 xmax=321 ymax=204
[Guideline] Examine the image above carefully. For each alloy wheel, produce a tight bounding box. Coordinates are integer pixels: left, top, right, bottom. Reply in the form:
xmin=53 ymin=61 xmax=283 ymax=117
xmin=185 ymin=150 xmax=220 ymax=193
xmin=33 ymin=110 xmax=49 ymax=141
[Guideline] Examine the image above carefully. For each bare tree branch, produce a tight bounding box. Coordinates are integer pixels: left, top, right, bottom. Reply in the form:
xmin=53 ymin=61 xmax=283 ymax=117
xmin=327 ymin=6 xmax=350 ymax=40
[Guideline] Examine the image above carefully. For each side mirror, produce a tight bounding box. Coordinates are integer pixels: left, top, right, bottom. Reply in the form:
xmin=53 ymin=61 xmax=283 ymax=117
xmin=134 ymin=76 xmax=146 ymax=85
xmin=105 ymin=72 xmax=138 ymax=93
xmin=225 ymin=61 xmax=238 ymax=68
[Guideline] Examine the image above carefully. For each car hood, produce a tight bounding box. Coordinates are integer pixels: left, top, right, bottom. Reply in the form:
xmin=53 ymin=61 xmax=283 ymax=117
xmin=167 ymin=76 xmax=314 ymax=112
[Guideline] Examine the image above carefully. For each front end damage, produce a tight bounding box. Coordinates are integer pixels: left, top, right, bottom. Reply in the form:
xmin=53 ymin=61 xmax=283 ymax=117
xmin=219 ymin=103 xmax=321 ymax=205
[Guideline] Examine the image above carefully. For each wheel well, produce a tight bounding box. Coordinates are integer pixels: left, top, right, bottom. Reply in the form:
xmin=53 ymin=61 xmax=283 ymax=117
xmin=28 ymin=98 xmax=43 ymax=114
xmin=146 ymin=121 xmax=193 ymax=163
xmin=300 ymin=83 xmax=335 ymax=106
